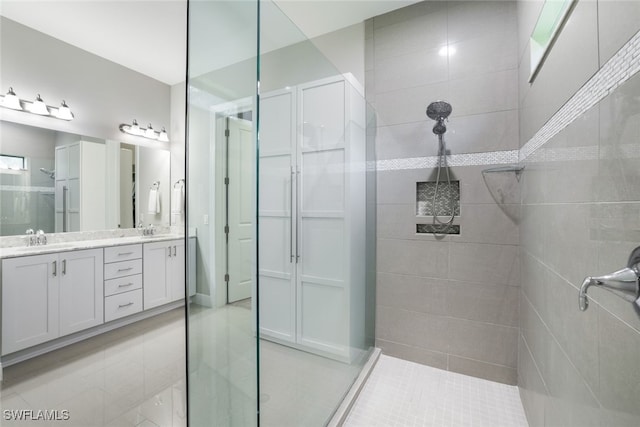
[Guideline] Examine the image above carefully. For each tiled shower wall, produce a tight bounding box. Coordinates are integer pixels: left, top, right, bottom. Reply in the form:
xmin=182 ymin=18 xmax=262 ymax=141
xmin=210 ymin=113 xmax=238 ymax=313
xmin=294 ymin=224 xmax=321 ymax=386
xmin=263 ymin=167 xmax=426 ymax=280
xmin=517 ymin=0 xmax=640 ymax=426
xmin=367 ymin=1 xmax=521 ymax=385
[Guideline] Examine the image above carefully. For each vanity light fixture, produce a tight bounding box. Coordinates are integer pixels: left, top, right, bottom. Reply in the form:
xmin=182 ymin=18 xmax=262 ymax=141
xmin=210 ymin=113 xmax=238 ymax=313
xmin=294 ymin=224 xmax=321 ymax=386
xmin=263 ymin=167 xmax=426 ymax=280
xmin=2 ymin=87 xmax=22 ymax=110
xmin=119 ymin=120 xmax=170 ymax=142
xmin=30 ymin=94 xmax=49 ymax=115
xmin=0 ymin=87 xmax=74 ymax=120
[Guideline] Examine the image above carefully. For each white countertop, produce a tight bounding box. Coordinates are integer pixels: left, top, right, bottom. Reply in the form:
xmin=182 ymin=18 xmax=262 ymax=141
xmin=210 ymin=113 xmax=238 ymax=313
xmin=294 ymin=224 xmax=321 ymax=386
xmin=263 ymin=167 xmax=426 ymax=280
xmin=0 ymin=234 xmax=191 ymax=260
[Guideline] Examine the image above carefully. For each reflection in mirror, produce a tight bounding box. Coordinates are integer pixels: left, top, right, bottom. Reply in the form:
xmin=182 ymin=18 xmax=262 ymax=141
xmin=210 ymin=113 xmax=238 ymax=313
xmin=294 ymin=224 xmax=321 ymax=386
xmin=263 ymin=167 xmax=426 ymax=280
xmin=0 ymin=120 xmax=170 ymax=237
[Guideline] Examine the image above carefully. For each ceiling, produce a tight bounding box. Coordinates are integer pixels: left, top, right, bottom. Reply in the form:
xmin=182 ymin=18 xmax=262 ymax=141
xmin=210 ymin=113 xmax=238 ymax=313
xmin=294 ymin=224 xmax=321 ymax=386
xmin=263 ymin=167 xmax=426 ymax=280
xmin=1 ymin=0 xmax=420 ymax=86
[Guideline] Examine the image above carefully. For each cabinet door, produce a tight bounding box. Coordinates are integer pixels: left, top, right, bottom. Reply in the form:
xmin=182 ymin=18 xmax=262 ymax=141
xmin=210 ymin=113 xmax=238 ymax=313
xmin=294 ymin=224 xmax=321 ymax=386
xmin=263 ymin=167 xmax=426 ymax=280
xmin=258 ymin=89 xmax=297 ymax=343
xmin=143 ymin=241 xmax=171 ymax=309
xmin=59 ymin=249 xmax=104 ymax=336
xmin=2 ymin=254 xmax=59 ymax=355
xmin=55 ymin=146 xmax=68 ymax=180
xmin=170 ymin=240 xmax=186 ymax=302
xmin=297 ymin=78 xmax=349 ymax=357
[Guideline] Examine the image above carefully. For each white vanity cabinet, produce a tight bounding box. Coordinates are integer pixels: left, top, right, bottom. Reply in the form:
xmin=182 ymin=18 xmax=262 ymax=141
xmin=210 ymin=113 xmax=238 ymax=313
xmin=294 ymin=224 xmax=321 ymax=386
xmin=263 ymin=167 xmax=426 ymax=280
xmin=104 ymin=245 xmax=143 ymax=322
xmin=143 ymin=239 xmax=185 ymax=310
xmin=2 ymin=248 xmax=104 ymax=355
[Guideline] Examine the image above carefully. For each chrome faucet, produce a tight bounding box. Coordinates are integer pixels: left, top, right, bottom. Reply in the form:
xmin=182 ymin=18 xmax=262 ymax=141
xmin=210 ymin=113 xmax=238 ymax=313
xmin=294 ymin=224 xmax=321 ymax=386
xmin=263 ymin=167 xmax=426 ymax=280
xmin=579 ymin=246 xmax=640 ymax=311
xmin=26 ymin=229 xmax=47 ymax=246
xmin=36 ymin=229 xmax=47 ymax=245
xmin=26 ymin=229 xmax=36 ymax=246
xmin=138 ymin=223 xmax=156 ymax=236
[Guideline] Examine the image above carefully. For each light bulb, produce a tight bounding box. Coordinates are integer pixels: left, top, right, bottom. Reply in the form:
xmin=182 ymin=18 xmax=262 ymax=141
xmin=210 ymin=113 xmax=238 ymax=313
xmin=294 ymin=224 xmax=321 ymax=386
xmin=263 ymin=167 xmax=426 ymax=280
xmin=158 ymin=127 xmax=169 ymax=142
xmin=3 ymin=87 xmax=22 ymax=110
xmin=129 ymin=119 xmax=143 ymax=136
xmin=56 ymin=100 xmax=74 ymax=121
xmin=30 ymin=94 xmax=49 ymax=115
xmin=144 ymin=124 xmax=157 ymax=139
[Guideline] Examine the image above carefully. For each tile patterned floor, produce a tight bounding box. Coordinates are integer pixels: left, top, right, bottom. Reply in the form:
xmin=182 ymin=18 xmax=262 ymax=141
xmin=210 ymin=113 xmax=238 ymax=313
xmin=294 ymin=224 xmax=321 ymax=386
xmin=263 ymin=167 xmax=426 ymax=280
xmin=0 ymin=308 xmax=187 ymax=427
xmin=1 ymin=301 xmax=367 ymax=427
xmin=345 ymin=355 xmax=529 ymax=427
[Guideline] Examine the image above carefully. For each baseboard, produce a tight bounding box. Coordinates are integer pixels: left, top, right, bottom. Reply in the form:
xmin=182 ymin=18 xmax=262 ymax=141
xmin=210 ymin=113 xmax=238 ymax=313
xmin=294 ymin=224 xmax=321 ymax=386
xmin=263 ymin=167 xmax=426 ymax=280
xmin=192 ymin=293 xmax=213 ymax=307
xmin=327 ymin=347 xmax=381 ymax=427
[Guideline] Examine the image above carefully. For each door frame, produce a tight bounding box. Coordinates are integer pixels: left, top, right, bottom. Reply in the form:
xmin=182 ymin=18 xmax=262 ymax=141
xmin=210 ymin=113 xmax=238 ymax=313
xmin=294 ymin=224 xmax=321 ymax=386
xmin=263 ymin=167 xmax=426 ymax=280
xmin=210 ymin=97 xmax=254 ymax=307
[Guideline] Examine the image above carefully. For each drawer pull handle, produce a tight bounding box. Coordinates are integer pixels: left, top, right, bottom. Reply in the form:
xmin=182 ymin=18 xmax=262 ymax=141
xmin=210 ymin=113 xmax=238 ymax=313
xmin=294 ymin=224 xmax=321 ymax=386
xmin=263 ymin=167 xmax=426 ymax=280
xmin=118 ymin=283 xmax=134 ymax=288
xmin=118 ymin=252 xmax=134 ymax=256
xmin=117 ymin=267 xmax=133 ymax=272
xmin=118 ymin=302 xmax=134 ymax=308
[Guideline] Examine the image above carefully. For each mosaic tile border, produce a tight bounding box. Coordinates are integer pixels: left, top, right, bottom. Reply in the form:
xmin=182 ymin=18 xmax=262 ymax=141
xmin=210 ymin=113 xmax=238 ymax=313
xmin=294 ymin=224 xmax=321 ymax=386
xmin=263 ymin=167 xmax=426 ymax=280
xmin=376 ymin=150 xmax=518 ymax=171
xmin=520 ymin=29 xmax=640 ymax=161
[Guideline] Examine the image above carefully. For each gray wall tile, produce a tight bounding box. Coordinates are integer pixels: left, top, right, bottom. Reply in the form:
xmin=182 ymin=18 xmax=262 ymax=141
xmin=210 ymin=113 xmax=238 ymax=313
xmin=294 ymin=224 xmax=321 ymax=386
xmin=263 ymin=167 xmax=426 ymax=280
xmin=517 ymin=1 xmax=640 ymax=425
xmin=544 ymin=271 xmax=599 ymax=392
xmin=518 ymin=335 xmax=547 ymax=427
xmin=376 ymin=305 xmax=449 ymax=353
xmin=377 ymin=238 xmax=449 ymax=278
xmin=597 ymin=0 xmax=640 ymax=65
xmin=377 ymin=272 xmax=447 ymax=316
xmin=598 ymin=308 xmax=640 ymax=422
xmin=446 ymin=281 xmax=520 ymax=327
xmin=448 ymin=318 xmax=518 ymax=367
xmin=376 ymin=339 xmax=448 ymax=370
xmin=449 ymin=242 xmax=520 ymax=286
xmin=455 ymin=203 xmax=519 ymax=245
xmin=448 ymin=355 xmax=517 ymax=385
xmin=369 ymin=0 xmax=521 ymax=385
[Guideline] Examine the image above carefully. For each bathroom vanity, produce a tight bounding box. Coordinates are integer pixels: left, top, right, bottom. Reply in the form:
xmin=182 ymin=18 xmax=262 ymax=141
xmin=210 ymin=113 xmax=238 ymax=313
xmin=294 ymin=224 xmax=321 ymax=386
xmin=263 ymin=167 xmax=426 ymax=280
xmin=0 ymin=232 xmax=195 ymax=377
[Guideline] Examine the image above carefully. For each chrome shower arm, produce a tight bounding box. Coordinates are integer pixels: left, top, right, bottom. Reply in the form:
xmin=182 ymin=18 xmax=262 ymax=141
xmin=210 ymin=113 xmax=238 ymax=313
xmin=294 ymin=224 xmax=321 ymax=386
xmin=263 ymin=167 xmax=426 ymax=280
xmin=579 ymin=267 xmax=640 ymax=311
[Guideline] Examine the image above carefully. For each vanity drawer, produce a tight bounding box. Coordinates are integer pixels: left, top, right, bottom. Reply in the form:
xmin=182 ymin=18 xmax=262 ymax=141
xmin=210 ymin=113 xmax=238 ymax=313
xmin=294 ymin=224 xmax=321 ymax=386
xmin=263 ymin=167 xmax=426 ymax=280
xmin=104 ymin=289 xmax=143 ymax=322
xmin=104 ymin=244 xmax=142 ymax=263
xmin=105 ymin=274 xmax=142 ymax=297
xmin=104 ymin=259 xmax=142 ymax=280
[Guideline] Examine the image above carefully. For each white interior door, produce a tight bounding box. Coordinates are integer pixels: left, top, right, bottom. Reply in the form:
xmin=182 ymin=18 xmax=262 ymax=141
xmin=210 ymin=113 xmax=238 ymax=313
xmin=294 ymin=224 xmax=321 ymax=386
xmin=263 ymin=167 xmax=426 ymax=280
xmin=258 ymin=89 xmax=297 ymax=342
xmin=227 ymin=117 xmax=254 ymax=303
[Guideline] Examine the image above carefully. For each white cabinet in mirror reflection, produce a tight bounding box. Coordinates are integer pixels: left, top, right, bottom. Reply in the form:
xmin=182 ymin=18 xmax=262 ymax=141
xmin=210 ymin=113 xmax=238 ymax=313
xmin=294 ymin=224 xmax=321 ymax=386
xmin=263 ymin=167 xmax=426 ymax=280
xmin=258 ymin=74 xmax=366 ymax=362
xmin=55 ymin=141 xmax=106 ymax=232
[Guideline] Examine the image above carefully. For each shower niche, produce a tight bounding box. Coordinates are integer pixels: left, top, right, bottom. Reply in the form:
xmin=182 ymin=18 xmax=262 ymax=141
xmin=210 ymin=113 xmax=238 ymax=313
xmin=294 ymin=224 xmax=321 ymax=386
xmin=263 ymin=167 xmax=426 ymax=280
xmin=257 ymin=74 xmax=367 ymax=362
xmin=416 ymin=181 xmax=461 ymax=235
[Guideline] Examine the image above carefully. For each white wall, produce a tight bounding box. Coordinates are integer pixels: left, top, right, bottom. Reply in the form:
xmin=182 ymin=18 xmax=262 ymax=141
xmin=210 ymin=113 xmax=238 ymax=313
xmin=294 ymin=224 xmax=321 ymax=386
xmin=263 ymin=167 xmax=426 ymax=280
xmin=311 ymin=23 xmax=365 ymax=86
xmin=137 ymin=146 xmax=171 ymax=227
xmin=0 ymin=121 xmax=56 ymax=159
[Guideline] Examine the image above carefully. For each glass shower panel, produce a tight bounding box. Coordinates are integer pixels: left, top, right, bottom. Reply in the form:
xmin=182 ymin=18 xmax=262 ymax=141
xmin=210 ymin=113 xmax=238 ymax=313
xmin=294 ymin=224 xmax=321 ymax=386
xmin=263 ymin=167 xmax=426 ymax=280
xmin=186 ymin=1 xmax=258 ymax=426
xmin=258 ymin=2 xmax=376 ymax=425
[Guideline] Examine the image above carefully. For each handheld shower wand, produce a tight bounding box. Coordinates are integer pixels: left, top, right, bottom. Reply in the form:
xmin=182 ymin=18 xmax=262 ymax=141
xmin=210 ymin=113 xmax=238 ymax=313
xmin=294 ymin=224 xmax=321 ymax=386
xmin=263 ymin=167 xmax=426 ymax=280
xmin=426 ymin=101 xmax=455 ymax=234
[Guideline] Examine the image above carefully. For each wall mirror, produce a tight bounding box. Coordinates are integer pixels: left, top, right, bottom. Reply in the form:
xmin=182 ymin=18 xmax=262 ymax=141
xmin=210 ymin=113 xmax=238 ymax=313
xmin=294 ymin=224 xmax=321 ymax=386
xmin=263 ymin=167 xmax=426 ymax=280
xmin=0 ymin=2 xmax=182 ymax=238
xmin=0 ymin=120 xmax=170 ymax=237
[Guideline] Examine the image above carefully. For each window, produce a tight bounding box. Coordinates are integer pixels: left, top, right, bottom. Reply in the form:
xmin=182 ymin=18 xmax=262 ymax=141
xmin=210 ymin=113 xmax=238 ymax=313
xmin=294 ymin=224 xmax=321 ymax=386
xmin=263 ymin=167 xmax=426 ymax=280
xmin=0 ymin=154 xmax=26 ymax=171
xmin=529 ymin=0 xmax=576 ymax=83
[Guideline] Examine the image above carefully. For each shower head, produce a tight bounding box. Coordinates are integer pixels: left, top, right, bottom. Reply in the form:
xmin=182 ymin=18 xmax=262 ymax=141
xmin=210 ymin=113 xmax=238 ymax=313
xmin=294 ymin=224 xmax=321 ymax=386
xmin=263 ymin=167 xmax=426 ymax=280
xmin=426 ymin=101 xmax=452 ymax=121
xmin=426 ymin=101 xmax=452 ymax=135
xmin=39 ymin=168 xmax=55 ymax=179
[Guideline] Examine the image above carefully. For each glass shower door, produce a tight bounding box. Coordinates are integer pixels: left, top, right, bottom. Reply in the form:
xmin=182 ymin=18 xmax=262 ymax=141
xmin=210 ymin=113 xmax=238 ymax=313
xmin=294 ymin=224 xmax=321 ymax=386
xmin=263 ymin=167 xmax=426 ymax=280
xmin=186 ymin=1 xmax=258 ymax=426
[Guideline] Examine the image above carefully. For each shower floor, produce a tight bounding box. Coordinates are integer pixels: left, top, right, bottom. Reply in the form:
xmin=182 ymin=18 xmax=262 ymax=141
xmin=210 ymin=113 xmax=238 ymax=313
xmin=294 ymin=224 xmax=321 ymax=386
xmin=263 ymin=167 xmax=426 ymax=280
xmin=345 ymin=355 xmax=529 ymax=427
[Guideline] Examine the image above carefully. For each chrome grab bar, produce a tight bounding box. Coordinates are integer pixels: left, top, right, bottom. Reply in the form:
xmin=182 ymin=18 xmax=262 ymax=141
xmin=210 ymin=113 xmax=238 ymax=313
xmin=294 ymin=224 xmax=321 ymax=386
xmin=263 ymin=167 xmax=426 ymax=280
xmin=579 ymin=246 xmax=640 ymax=311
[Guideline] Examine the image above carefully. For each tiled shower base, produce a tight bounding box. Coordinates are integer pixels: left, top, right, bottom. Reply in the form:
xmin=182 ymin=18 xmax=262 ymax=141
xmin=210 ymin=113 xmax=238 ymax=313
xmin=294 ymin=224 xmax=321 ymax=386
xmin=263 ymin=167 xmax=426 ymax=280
xmin=344 ymin=355 xmax=528 ymax=427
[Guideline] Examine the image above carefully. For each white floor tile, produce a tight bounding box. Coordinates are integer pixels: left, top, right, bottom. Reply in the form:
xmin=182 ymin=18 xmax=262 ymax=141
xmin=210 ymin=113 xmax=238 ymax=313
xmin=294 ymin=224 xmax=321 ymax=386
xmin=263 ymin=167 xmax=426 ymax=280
xmin=344 ymin=355 xmax=529 ymax=427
